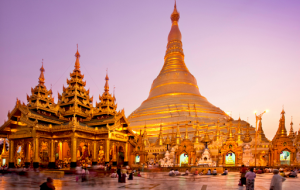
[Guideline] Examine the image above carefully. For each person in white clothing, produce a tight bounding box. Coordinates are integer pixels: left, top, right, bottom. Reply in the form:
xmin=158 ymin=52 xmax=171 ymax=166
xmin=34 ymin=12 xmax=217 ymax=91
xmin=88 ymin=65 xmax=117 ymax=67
xmin=174 ymin=169 xmax=180 ymax=176
xmin=169 ymin=169 xmax=175 ymax=176
xmin=270 ymin=169 xmax=286 ymax=190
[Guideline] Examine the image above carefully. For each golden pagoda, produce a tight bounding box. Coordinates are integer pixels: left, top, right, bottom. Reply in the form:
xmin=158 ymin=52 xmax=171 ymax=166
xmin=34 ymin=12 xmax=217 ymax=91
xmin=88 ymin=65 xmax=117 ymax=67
xmin=0 ymin=47 xmax=135 ymax=169
xmin=128 ymin=3 xmax=232 ymax=140
xmin=270 ymin=109 xmax=296 ymax=166
xmin=128 ymin=2 xmax=257 ymax=168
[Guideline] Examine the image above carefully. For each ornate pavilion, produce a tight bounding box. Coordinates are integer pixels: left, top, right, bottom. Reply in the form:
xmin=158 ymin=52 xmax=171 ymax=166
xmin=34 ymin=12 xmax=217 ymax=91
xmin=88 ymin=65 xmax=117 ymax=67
xmin=0 ymin=3 xmax=299 ymax=169
xmin=0 ymin=48 xmax=139 ymax=168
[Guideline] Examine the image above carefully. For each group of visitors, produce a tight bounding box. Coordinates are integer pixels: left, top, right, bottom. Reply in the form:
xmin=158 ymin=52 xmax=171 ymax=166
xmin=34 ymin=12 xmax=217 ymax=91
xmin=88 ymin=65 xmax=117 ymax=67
xmin=279 ymin=168 xmax=298 ymax=178
xmin=239 ymin=165 xmax=298 ymax=190
xmin=111 ymin=166 xmax=142 ymax=183
xmin=169 ymin=168 xmax=226 ymax=176
xmin=75 ymin=166 xmax=90 ymax=182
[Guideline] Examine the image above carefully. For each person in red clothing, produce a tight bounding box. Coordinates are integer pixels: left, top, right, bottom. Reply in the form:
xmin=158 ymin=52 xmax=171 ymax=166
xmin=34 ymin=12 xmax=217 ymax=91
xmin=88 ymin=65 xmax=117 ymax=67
xmin=194 ymin=169 xmax=199 ymax=175
xmin=240 ymin=165 xmax=248 ymax=186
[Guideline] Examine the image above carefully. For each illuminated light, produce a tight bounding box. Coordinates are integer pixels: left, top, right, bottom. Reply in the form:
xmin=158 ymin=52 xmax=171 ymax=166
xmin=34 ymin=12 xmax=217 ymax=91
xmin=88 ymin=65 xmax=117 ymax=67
xmin=225 ymin=111 xmax=231 ymax=116
xmin=254 ymin=111 xmax=257 ymax=114
xmin=265 ymin=109 xmax=269 ymax=113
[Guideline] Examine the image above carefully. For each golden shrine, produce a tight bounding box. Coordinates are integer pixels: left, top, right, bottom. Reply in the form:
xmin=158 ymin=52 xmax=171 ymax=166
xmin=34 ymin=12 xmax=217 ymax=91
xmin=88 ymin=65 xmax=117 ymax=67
xmin=0 ymin=3 xmax=299 ymax=169
xmin=0 ymin=47 xmax=137 ymax=168
xmin=270 ymin=110 xmax=297 ymax=166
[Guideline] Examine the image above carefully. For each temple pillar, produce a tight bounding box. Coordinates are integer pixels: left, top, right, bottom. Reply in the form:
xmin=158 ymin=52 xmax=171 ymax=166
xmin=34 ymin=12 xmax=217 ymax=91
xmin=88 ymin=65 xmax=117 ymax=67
xmin=274 ymin=150 xmax=278 ymax=166
xmin=123 ymin=142 xmax=129 ymax=166
xmin=25 ymin=143 xmax=31 ymax=168
xmin=8 ymin=139 xmax=14 ymax=168
xmin=271 ymin=151 xmax=274 ymax=166
xmin=105 ymin=139 xmax=110 ymax=165
xmin=48 ymin=139 xmax=55 ymax=168
xmin=269 ymin=152 xmax=272 ymax=167
xmin=33 ymin=137 xmax=39 ymax=168
xmin=70 ymin=135 xmax=77 ymax=168
xmin=92 ymin=141 xmax=97 ymax=165
xmin=112 ymin=143 xmax=117 ymax=166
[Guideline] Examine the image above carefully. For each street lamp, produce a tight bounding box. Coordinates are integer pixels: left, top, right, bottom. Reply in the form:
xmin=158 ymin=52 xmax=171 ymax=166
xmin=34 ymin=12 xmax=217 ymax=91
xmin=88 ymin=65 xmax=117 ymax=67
xmin=254 ymin=110 xmax=269 ymax=168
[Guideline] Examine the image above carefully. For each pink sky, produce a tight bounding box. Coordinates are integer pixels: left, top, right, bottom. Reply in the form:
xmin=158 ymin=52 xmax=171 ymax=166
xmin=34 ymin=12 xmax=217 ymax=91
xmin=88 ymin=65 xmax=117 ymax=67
xmin=0 ymin=0 xmax=299 ymax=140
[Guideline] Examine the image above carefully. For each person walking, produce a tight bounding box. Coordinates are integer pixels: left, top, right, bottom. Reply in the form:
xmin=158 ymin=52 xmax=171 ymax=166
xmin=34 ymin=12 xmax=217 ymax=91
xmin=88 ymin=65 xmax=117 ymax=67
xmin=40 ymin=177 xmax=55 ymax=190
xmin=270 ymin=169 xmax=286 ymax=190
xmin=245 ymin=168 xmax=256 ymax=190
xmin=240 ymin=165 xmax=248 ymax=186
xmin=117 ymin=167 xmax=122 ymax=183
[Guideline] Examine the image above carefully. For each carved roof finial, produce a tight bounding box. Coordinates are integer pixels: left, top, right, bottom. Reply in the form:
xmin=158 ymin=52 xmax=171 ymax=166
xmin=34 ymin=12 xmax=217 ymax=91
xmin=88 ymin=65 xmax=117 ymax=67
xmin=38 ymin=59 xmax=45 ymax=86
xmin=104 ymin=69 xmax=109 ymax=92
xmin=74 ymin=44 xmax=81 ymax=71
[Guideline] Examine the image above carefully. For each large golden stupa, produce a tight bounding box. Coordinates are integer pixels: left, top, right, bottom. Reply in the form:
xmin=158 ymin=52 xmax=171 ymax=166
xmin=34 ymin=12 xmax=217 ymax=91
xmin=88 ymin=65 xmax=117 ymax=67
xmin=128 ymin=4 xmax=230 ymax=138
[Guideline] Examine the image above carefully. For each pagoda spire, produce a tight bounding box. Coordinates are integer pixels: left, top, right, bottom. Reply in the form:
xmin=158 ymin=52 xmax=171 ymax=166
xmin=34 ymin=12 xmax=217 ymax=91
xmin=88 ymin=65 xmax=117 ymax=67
xmin=143 ymin=124 xmax=150 ymax=147
xmin=104 ymin=69 xmax=109 ymax=92
xmin=279 ymin=109 xmax=287 ymax=137
xmin=214 ymin=120 xmax=221 ymax=141
xmin=143 ymin=124 xmax=147 ymax=137
xmin=158 ymin=1 xmax=188 ymax=75
xmin=164 ymin=134 xmax=171 ymax=146
xmin=184 ymin=123 xmax=189 ymax=140
xmin=156 ymin=124 xmax=164 ymax=146
xmin=38 ymin=59 xmax=45 ymax=86
xmin=175 ymin=123 xmax=181 ymax=145
xmin=256 ymin=118 xmax=269 ymax=142
xmin=288 ymin=116 xmax=295 ymax=139
xmin=168 ymin=1 xmax=181 ymax=42
xmin=74 ymin=44 xmax=81 ymax=71
xmin=193 ymin=121 xmax=201 ymax=144
xmin=57 ymin=46 xmax=93 ymax=120
xmin=226 ymin=120 xmax=235 ymax=141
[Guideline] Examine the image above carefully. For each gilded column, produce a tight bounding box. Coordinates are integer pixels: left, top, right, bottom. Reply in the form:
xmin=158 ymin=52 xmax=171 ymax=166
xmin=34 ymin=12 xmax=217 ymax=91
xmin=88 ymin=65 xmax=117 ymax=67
xmin=105 ymin=139 xmax=110 ymax=164
xmin=33 ymin=137 xmax=40 ymax=168
xmin=8 ymin=139 xmax=14 ymax=168
xmin=92 ymin=141 xmax=97 ymax=165
xmin=124 ymin=142 xmax=129 ymax=166
xmin=112 ymin=142 xmax=117 ymax=166
xmin=25 ymin=143 xmax=31 ymax=167
xmin=70 ymin=135 xmax=77 ymax=168
xmin=48 ymin=139 xmax=55 ymax=168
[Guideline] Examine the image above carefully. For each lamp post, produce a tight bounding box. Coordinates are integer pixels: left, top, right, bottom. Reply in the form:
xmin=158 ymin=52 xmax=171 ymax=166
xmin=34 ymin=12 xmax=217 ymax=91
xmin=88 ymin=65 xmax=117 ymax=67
xmin=254 ymin=110 xmax=268 ymax=168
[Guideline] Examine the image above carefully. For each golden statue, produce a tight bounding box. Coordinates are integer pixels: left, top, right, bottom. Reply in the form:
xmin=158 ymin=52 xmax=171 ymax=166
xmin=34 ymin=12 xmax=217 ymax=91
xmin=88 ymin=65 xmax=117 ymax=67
xmin=98 ymin=146 xmax=105 ymax=163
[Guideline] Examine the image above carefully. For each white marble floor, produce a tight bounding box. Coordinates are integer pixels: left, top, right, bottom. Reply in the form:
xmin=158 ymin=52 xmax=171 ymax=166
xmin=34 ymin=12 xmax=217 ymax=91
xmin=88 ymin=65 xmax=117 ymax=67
xmin=0 ymin=172 xmax=299 ymax=189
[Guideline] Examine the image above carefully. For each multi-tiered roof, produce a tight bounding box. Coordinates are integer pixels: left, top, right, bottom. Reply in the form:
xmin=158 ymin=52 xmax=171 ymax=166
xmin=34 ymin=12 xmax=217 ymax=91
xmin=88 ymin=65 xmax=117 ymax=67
xmin=0 ymin=46 xmax=131 ymax=137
